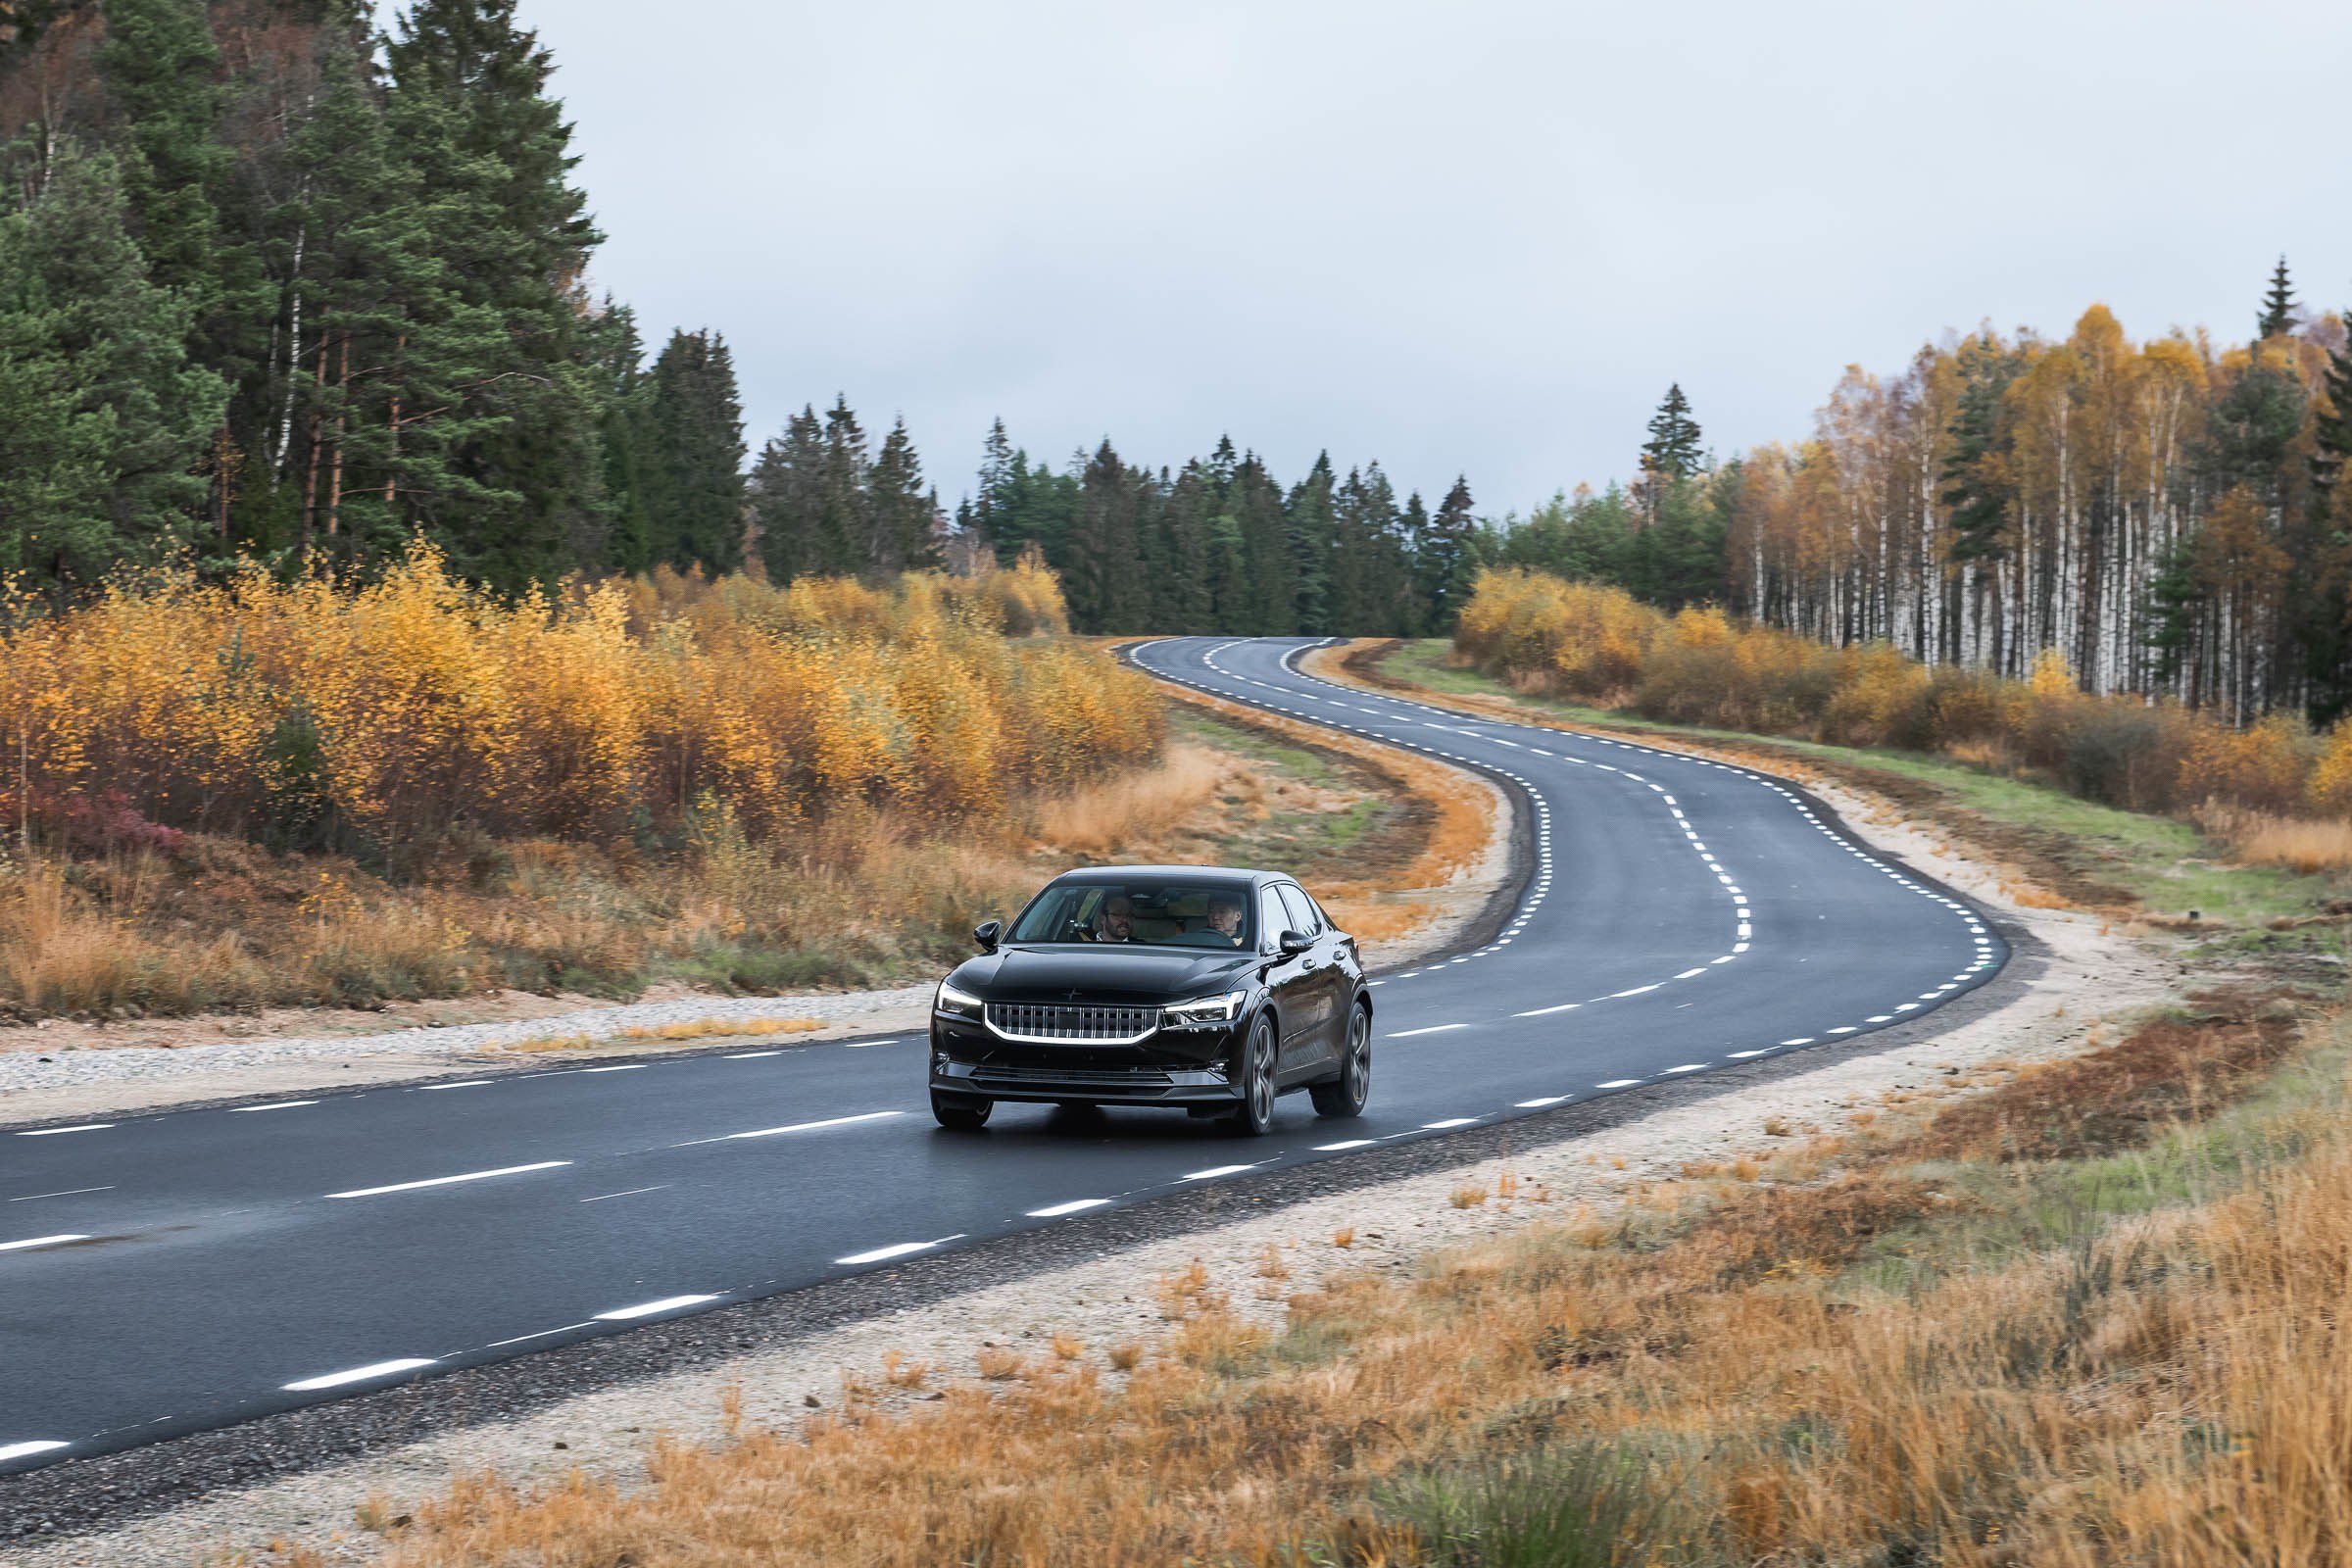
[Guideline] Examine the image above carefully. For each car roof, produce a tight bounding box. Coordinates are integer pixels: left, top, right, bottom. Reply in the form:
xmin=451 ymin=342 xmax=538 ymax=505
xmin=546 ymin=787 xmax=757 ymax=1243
xmin=1049 ymin=865 xmax=1282 ymax=886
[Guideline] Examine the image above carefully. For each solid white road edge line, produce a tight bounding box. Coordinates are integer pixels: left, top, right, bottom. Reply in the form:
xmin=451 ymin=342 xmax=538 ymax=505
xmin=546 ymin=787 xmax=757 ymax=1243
xmin=326 ymin=1160 xmax=571 ymax=1200
xmin=1027 ymin=1198 xmax=1113 ymax=1217
xmin=229 ymin=1101 xmax=318 ymax=1112
xmin=282 ymin=1358 xmax=436 ymax=1392
xmin=6 ymin=1186 xmax=113 ymax=1202
xmin=14 ymin=1124 xmax=114 ymax=1137
xmin=485 ymin=1322 xmax=597 ymax=1348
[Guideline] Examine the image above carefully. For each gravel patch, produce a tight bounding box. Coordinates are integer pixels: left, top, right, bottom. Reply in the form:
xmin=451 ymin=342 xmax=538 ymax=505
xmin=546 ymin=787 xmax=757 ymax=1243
xmin=0 ymin=987 xmax=935 ymax=1131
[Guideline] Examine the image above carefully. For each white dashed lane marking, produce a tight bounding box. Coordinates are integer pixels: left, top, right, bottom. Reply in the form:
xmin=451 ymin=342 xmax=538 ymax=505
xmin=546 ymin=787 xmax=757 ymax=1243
xmin=325 ymin=1161 xmax=571 ymax=1200
xmin=0 ymin=1441 xmax=70 ymax=1463
xmin=595 ymin=1294 xmax=721 ymax=1320
xmin=0 ymin=1234 xmax=90 ymax=1253
xmin=282 ymin=1358 xmax=435 ymax=1393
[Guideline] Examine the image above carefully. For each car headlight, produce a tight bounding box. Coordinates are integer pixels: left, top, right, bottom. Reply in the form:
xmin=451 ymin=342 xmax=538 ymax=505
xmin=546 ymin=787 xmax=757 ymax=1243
xmin=1162 ymin=989 xmax=1248 ymax=1028
xmin=935 ymin=979 xmax=984 ymax=1020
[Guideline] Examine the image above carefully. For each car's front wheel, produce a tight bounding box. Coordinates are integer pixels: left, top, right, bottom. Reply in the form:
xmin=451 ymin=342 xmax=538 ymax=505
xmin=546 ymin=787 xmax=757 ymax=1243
xmin=1310 ymin=1003 xmax=1371 ymax=1118
xmin=1225 ymin=1016 xmax=1278 ymax=1136
xmin=931 ymin=1089 xmax=992 ymax=1131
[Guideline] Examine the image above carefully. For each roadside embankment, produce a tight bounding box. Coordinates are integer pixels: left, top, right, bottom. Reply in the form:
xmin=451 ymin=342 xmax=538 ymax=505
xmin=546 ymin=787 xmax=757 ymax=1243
xmin=0 ymin=688 xmax=1514 ymax=1130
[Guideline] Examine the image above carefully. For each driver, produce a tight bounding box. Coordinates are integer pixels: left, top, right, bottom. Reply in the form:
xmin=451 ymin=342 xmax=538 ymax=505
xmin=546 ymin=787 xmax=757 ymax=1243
xmin=1203 ymin=893 xmax=1246 ymax=947
xmin=1092 ymin=894 xmax=1138 ymax=943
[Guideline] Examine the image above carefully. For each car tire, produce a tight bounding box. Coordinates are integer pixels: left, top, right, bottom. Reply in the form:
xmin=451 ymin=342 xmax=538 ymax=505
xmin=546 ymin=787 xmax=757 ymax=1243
xmin=1224 ymin=1016 xmax=1278 ymax=1137
xmin=1310 ymin=1003 xmax=1371 ymax=1118
xmin=931 ymin=1090 xmax=992 ymax=1131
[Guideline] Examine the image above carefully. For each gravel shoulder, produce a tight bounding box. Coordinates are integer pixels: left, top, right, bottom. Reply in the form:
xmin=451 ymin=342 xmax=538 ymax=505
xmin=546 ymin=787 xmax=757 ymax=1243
xmin=3 ymin=720 xmax=2180 ymax=1566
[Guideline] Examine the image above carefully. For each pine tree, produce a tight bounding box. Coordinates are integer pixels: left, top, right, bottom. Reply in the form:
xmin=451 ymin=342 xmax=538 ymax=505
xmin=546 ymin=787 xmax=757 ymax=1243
xmin=813 ymin=395 xmax=869 ymax=576
xmin=1231 ymin=454 xmax=1295 ymax=634
xmin=1065 ymin=439 xmax=1145 ymax=630
xmin=1396 ymin=491 xmax=1432 ymax=634
xmin=385 ymin=0 xmax=606 ymax=590
xmin=583 ymin=299 xmax=653 ymax=573
xmin=2259 ymin=256 xmax=2298 ymax=341
xmin=868 ymin=416 xmax=939 ymax=570
xmin=639 ymin=328 xmax=745 ymax=574
xmin=1284 ymin=451 xmax=1336 ymax=632
xmin=1641 ymin=383 xmax=1704 ymax=484
xmin=96 ymin=0 xmax=227 ymax=308
xmin=970 ymin=416 xmax=1015 ymax=545
xmin=0 ymin=143 xmax=226 ymax=581
xmin=2314 ymin=306 xmax=2352 ymax=502
xmin=1157 ymin=461 xmax=1215 ymax=630
xmin=749 ymin=404 xmax=826 ymax=582
xmin=1419 ymin=476 xmax=1479 ymax=630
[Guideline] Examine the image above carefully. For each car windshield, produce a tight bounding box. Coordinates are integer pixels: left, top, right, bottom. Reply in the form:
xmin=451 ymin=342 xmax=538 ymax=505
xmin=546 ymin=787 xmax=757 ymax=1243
xmin=1006 ymin=877 xmax=1257 ymax=950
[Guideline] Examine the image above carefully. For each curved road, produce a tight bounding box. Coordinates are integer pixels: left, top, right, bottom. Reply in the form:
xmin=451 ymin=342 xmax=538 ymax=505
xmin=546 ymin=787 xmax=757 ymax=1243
xmin=0 ymin=637 xmax=2004 ymax=1476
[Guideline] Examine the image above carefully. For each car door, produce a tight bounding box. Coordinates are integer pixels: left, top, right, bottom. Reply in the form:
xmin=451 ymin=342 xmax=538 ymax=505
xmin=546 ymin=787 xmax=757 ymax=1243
xmin=1256 ymin=883 xmax=1318 ymax=1071
xmin=1276 ymin=882 xmax=1345 ymax=1071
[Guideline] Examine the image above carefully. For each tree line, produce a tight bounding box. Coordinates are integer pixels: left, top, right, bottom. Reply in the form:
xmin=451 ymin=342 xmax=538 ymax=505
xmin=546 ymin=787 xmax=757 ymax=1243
xmin=955 ymin=423 xmax=1483 ymax=637
xmin=0 ymin=0 xmax=1499 ymax=635
xmin=1488 ymin=270 xmax=2352 ymax=721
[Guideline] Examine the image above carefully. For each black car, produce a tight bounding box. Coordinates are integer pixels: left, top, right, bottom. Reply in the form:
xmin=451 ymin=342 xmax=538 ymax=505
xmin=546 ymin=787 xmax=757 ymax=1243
xmin=928 ymin=865 xmax=1372 ymax=1135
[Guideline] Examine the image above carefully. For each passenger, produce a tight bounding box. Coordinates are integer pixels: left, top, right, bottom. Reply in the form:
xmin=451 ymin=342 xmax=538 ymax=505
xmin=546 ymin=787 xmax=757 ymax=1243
xmin=1204 ymin=893 xmax=1246 ymax=947
xmin=1093 ymin=895 xmax=1138 ymax=943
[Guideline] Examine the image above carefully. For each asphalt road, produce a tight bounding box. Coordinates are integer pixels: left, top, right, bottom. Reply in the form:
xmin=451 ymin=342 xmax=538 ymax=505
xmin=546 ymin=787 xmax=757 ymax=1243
xmin=0 ymin=637 xmax=2004 ymax=1476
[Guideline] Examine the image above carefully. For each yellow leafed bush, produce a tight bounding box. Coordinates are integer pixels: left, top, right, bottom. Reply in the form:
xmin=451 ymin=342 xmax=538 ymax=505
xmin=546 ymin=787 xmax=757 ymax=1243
xmin=0 ymin=547 xmax=1154 ymax=858
xmin=1455 ymin=566 xmax=2352 ymax=820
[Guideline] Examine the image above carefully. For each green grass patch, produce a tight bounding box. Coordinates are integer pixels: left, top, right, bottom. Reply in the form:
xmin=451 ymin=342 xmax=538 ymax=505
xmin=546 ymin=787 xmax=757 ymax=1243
xmin=1371 ymin=640 xmax=2339 ymax=928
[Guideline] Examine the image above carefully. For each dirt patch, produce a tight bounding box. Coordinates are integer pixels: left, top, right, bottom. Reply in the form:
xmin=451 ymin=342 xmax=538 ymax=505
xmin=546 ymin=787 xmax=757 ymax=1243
xmin=1904 ymin=987 xmax=2310 ymax=1162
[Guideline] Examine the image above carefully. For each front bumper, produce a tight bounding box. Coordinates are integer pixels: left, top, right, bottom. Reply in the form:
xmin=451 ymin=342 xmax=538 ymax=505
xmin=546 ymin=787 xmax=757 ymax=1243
xmin=928 ymin=1014 xmax=1247 ymax=1106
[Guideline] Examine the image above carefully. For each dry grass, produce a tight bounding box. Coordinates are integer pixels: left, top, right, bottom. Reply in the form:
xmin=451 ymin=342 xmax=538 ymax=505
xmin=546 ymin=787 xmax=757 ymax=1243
xmin=0 ymin=711 xmax=1373 ymax=1027
xmin=1025 ymin=744 xmax=1227 ymax=858
xmin=2198 ymin=803 xmax=2352 ymax=874
xmin=290 ymin=990 xmax=2352 ymax=1568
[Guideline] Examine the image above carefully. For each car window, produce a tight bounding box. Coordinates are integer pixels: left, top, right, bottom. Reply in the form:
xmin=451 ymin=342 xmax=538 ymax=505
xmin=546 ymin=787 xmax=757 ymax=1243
xmin=1005 ymin=877 xmax=1256 ymax=947
xmin=1276 ymin=883 xmax=1322 ymax=936
xmin=1256 ymin=886 xmax=1291 ymax=951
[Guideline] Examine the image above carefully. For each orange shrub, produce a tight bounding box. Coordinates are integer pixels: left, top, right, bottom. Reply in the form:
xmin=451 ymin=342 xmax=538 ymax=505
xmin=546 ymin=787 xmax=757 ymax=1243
xmin=0 ymin=548 xmax=1152 ymax=859
xmin=1452 ymin=568 xmax=2352 ymax=821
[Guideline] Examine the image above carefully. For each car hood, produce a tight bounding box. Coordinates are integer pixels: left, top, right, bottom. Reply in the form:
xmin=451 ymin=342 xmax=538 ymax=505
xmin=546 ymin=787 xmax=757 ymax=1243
xmin=952 ymin=946 xmax=1255 ymax=1004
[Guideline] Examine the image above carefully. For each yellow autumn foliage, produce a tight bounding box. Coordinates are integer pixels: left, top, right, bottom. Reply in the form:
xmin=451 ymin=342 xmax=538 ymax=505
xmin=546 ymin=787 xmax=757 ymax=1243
xmin=1455 ymin=566 xmax=2352 ymax=818
xmin=0 ymin=546 xmax=1158 ymax=853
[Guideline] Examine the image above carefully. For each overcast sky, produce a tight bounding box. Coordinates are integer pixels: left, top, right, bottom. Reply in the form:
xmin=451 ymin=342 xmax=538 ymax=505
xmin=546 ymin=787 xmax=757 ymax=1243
xmin=396 ymin=1 xmax=2352 ymax=514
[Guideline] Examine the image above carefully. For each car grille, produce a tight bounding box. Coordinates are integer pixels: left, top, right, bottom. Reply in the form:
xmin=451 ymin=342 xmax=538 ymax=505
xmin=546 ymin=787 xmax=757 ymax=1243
xmin=973 ymin=1062 xmax=1175 ymax=1087
xmin=984 ymin=1002 xmax=1158 ymax=1044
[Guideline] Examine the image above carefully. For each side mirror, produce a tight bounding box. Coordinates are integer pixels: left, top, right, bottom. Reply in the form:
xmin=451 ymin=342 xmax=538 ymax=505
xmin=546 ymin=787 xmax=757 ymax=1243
xmin=973 ymin=920 xmax=1002 ymax=954
xmin=1277 ymin=929 xmax=1312 ymax=957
